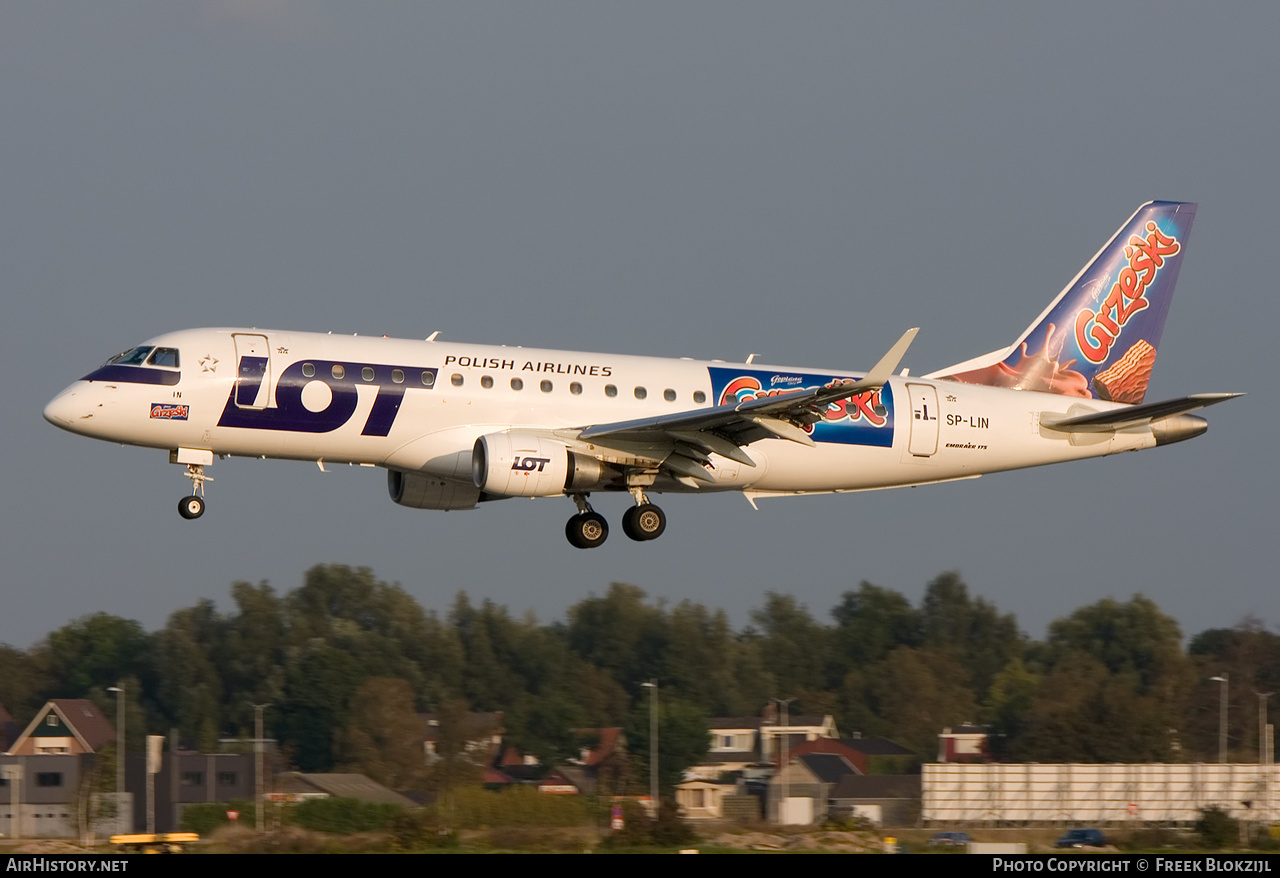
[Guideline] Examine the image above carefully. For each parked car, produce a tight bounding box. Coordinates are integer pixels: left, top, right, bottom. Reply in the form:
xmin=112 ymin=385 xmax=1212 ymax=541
xmin=1055 ymin=828 xmax=1107 ymax=848
xmin=928 ymin=831 xmax=972 ymax=847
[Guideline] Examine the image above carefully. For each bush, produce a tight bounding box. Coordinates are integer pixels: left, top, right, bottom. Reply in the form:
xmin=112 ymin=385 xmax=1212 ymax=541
xmin=389 ymin=811 xmax=458 ymax=851
xmin=290 ymin=797 xmax=405 ymax=834
xmin=1195 ymin=805 xmax=1238 ymax=850
xmin=431 ymin=785 xmax=594 ymax=828
xmin=180 ymin=800 xmax=255 ymax=834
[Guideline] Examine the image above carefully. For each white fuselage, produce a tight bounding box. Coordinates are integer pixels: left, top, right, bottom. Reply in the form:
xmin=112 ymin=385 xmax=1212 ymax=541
xmin=44 ymin=327 xmax=1161 ymax=501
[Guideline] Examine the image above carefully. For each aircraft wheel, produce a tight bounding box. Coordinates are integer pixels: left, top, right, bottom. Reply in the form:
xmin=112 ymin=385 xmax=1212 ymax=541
xmin=178 ymin=495 xmax=205 ymax=520
xmin=622 ymin=504 xmax=666 ymax=541
xmin=566 ymin=512 xmax=608 ymax=549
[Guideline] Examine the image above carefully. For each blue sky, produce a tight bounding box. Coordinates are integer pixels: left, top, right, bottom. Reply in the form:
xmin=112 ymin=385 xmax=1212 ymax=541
xmin=2 ymin=2 xmax=1272 ymax=646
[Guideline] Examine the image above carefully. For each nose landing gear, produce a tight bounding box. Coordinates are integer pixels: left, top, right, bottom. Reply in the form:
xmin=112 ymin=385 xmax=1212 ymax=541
xmin=178 ymin=463 xmax=212 ymax=521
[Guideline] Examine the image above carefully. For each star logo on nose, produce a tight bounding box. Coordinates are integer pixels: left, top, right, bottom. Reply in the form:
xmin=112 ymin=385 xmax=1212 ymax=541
xmin=199 ymin=355 xmax=219 ymax=372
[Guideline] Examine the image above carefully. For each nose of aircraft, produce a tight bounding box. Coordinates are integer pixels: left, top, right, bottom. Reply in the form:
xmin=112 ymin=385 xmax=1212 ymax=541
xmin=44 ymin=385 xmax=87 ymax=432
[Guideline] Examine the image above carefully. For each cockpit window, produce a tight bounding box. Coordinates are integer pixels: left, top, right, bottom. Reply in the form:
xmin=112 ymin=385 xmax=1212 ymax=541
xmin=147 ymin=348 xmax=179 ymax=368
xmin=106 ymin=346 xmax=154 ymax=366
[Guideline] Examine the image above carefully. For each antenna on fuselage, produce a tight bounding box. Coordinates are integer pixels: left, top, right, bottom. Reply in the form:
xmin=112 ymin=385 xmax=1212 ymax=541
xmin=426 ymin=331 xmax=441 ymax=341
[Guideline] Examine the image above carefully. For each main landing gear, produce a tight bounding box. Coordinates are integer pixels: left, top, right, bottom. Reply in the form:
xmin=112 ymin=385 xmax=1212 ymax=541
xmin=177 ymin=464 xmax=212 ymax=521
xmin=565 ymin=491 xmax=667 ymax=549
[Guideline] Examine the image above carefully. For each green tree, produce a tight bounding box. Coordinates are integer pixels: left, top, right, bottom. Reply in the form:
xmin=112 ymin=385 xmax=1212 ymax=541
xmin=343 ymin=677 xmax=426 ymax=790
xmin=566 ymin=583 xmax=669 ymax=695
xmin=624 ymin=696 xmax=709 ymax=795
xmin=830 ymin=582 xmax=920 ymax=670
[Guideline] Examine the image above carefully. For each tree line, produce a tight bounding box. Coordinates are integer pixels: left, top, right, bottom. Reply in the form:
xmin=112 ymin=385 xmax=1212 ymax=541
xmin=1 ymin=564 xmax=1277 ymax=788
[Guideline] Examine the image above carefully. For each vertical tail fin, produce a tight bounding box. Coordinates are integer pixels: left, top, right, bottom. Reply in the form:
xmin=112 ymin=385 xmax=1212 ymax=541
xmin=932 ymin=201 xmax=1197 ymax=404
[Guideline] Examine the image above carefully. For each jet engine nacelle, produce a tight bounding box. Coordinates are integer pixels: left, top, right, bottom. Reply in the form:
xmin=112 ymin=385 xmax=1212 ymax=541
xmin=388 ymin=469 xmax=481 ymax=510
xmin=472 ymin=432 xmax=605 ymax=497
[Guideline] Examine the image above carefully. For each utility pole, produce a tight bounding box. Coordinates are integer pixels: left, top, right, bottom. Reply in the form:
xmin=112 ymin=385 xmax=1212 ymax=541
xmin=107 ymin=685 xmax=125 ymax=834
xmin=252 ymin=704 xmax=271 ymax=831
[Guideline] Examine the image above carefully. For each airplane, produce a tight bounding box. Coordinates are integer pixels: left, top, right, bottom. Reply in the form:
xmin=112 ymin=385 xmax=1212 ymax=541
xmin=44 ymin=201 xmax=1239 ymax=548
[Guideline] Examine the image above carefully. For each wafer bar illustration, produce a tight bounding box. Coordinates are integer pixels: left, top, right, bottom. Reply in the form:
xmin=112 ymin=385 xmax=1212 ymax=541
xmin=1093 ymin=339 xmax=1157 ymax=404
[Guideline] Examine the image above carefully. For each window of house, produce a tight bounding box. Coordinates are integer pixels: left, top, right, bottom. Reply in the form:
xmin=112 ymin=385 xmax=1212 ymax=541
xmin=36 ymin=773 xmax=62 ymax=788
xmin=181 ymin=772 xmax=203 ymax=787
xmin=217 ymin=772 xmax=237 ymax=786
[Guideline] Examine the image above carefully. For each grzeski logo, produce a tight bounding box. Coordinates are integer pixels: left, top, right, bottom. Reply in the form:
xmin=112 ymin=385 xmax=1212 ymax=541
xmin=718 ymin=376 xmax=888 ymax=429
xmin=511 ymin=456 xmax=550 ymax=473
xmin=1074 ymin=221 xmax=1180 ymax=364
xmin=150 ymin=403 xmax=190 ymax=420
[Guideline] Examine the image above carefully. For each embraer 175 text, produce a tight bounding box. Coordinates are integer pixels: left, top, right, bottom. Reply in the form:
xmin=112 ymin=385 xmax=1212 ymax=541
xmin=45 ymin=202 xmax=1239 ymax=548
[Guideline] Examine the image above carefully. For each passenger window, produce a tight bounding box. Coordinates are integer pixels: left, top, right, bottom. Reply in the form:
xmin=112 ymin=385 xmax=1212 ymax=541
xmin=540 ymin=380 xmax=553 ymax=393
xmin=391 ymin=369 xmax=404 ymax=384
xmin=451 ymin=373 xmax=464 ymax=387
xmin=421 ymin=371 xmax=435 ymax=387
xmin=362 ymin=367 xmax=375 ymax=381
xmin=634 ymin=387 xmax=647 ymax=400
xmin=570 ymin=382 xmax=583 ymax=395
xmin=332 ymin=365 xmax=345 ymax=379
xmin=605 ymin=384 xmax=617 ymax=398
xmin=663 ymin=389 xmax=676 ymax=402
xmin=693 ymin=390 xmax=706 ymax=404
xmin=481 ymin=375 xmax=494 ymax=389
xmin=302 ymin=363 xmax=315 ymax=378
xmin=511 ymin=377 xmax=524 ymax=391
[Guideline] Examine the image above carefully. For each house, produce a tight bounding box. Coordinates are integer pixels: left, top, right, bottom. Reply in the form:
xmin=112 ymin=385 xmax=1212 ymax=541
xmin=937 ymin=725 xmax=990 ymax=763
xmin=0 ymin=699 xmax=119 ymax=839
xmin=538 ymin=728 xmax=630 ymax=797
xmin=788 ymin=736 xmax=917 ymax=775
xmin=274 ymin=771 xmax=416 ymax=808
xmin=674 ymin=777 xmax=740 ymax=819
xmin=126 ymin=750 xmax=259 ymax=833
xmin=769 ymin=752 xmax=860 ymax=823
xmin=420 ymin=710 xmax=504 ymax=765
xmin=829 ymin=774 xmax=921 ymax=827
xmin=692 ymin=712 xmax=840 ymax=780
xmin=6 ymin=699 xmax=115 ymax=757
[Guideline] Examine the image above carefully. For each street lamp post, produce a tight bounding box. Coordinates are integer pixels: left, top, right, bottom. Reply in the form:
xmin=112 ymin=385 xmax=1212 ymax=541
xmin=1211 ymin=674 xmax=1229 ymax=763
xmin=107 ymin=685 xmax=124 ymax=834
xmin=773 ymin=697 xmax=796 ymax=824
xmin=641 ymin=681 xmax=657 ymax=816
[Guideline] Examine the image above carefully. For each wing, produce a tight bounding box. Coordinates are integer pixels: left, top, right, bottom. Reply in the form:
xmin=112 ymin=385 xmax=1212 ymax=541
xmin=575 ymin=328 xmax=918 ymax=485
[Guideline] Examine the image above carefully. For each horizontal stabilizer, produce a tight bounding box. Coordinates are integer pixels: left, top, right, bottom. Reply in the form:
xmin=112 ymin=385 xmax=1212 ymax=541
xmin=1041 ymin=393 xmax=1243 ymax=433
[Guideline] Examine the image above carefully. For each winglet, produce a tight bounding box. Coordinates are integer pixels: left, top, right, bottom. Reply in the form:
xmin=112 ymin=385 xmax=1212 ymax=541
xmin=859 ymin=327 xmax=919 ymax=389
